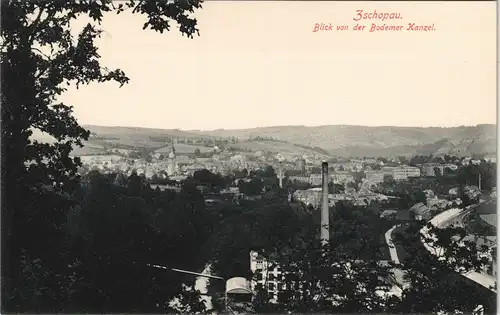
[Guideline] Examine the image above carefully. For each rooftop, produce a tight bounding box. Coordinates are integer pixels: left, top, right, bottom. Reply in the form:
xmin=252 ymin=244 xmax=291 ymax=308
xmin=409 ymin=202 xmax=429 ymax=215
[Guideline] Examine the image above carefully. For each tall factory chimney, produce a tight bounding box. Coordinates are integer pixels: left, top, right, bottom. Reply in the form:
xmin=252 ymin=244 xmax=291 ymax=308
xmin=278 ymin=167 xmax=284 ymax=189
xmin=321 ymin=161 xmax=330 ymax=244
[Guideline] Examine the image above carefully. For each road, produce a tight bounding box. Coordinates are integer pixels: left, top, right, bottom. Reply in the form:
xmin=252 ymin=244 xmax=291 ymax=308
xmin=385 ymin=225 xmax=400 ymax=264
xmin=384 ymin=224 xmax=410 ymax=296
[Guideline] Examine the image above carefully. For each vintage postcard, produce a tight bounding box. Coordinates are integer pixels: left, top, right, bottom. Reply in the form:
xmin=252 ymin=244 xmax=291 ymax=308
xmin=1 ymin=0 xmax=497 ymax=314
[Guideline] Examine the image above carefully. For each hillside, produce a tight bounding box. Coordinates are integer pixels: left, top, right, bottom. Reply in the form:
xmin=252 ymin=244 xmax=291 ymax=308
xmin=155 ymin=143 xmax=213 ymax=155
xmin=190 ymin=124 xmax=496 ymax=157
xmin=30 ymin=124 xmax=496 ymax=158
xmin=31 ymin=125 xmax=217 ymax=156
xmin=228 ymin=140 xmax=330 ymax=157
xmin=83 ymin=125 xmax=212 ymax=141
xmin=68 ymin=126 xmax=329 ymax=157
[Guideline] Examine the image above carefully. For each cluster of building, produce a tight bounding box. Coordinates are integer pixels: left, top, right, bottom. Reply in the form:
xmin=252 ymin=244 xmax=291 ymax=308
xmin=289 ymin=171 xmax=355 ymax=186
xmin=288 ymin=165 xmax=423 ymax=194
xmin=77 ymin=143 xmax=273 ymax=180
xmin=246 ymin=162 xmax=403 ymax=304
xmin=420 ymin=163 xmax=458 ymax=177
xmin=77 ymin=137 xmax=493 ymax=193
xmin=244 ymin=162 xmax=496 ymax=308
xmin=292 ymin=187 xmax=391 ymax=208
xmin=288 ymin=158 xmax=487 ymax=189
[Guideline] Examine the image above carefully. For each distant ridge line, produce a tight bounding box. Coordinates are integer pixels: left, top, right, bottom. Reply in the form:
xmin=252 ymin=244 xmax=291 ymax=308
xmin=81 ymin=123 xmax=496 ymax=133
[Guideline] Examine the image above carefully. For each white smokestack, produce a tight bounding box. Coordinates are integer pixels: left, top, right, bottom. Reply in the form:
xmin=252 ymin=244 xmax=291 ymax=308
xmin=278 ymin=167 xmax=283 ymax=189
xmin=321 ymin=162 xmax=329 ymax=244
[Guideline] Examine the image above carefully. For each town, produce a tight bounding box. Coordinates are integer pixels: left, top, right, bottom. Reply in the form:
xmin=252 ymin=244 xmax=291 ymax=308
xmin=74 ymin=134 xmax=497 ymax=314
xmin=2 ymin=0 xmax=496 ymax=314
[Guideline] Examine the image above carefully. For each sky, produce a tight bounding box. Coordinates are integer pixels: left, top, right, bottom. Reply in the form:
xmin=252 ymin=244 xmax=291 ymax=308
xmin=60 ymin=1 xmax=497 ymax=131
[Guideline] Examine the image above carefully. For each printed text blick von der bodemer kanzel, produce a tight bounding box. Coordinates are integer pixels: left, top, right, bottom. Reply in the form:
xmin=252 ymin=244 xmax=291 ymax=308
xmin=353 ymin=9 xmax=436 ymax=32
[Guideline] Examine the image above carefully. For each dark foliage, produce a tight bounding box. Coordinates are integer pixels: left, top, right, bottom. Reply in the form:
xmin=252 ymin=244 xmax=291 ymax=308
xmin=1 ymin=0 xmax=203 ymax=312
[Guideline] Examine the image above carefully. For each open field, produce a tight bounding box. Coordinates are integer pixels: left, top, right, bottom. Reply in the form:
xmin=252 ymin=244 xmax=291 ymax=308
xmin=229 ymin=140 xmax=329 ymax=157
xmin=155 ymin=143 xmax=214 ymax=154
xmin=90 ymin=138 xmax=164 ymax=149
xmin=70 ymin=142 xmax=107 ymax=156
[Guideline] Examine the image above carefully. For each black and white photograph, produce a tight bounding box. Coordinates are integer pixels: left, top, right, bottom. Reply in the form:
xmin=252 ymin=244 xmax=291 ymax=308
xmin=1 ymin=0 xmax=497 ymax=314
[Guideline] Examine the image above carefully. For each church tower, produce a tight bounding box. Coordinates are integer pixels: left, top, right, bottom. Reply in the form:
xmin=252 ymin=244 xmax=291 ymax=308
xmin=167 ymin=140 xmax=177 ymax=176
